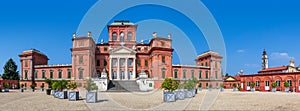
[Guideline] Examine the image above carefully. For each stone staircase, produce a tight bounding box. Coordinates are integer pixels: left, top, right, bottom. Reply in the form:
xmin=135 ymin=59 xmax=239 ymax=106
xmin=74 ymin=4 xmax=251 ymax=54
xmin=107 ymin=80 xmax=141 ymax=92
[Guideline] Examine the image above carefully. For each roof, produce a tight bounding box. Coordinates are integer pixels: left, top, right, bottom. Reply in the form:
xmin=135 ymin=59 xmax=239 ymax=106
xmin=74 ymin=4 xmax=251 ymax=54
xmin=109 ymin=20 xmax=135 ymax=26
xmin=35 ymin=64 xmax=72 ymax=68
xmin=258 ymin=66 xmax=288 ymax=73
xmin=172 ymin=64 xmax=210 ymax=68
xmin=223 ymin=76 xmax=240 ymax=81
xmin=196 ymin=51 xmax=222 ymax=59
xmin=20 ymin=48 xmax=47 ymax=57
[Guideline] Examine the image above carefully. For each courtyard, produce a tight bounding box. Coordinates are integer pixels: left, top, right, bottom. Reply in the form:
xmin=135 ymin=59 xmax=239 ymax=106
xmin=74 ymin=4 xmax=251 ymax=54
xmin=0 ymin=89 xmax=300 ymax=110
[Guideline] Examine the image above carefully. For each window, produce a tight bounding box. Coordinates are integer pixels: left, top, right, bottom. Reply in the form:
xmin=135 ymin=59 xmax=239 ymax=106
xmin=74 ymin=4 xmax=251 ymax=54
xmin=205 ymin=62 xmax=208 ymax=66
xmin=112 ymin=32 xmax=117 ymax=41
xmin=276 ymin=80 xmax=280 ymax=86
xmin=162 ymin=56 xmax=165 ymax=64
xmin=104 ymin=47 xmax=108 ymax=51
xmin=50 ymin=70 xmax=53 ymax=79
xmin=199 ymin=70 xmax=202 ymax=79
xmin=215 ymin=61 xmax=218 ymax=68
xmin=97 ymin=60 xmax=100 ymax=66
xmin=265 ymin=81 xmax=269 ymax=86
xmin=247 ymin=82 xmax=250 ymax=86
xmin=113 ymin=59 xmax=117 ymax=66
xmin=58 ymin=70 xmax=62 ymax=78
xmin=183 ymin=70 xmax=187 ymax=78
xmin=79 ymin=56 xmax=83 ymax=64
xmin=34 ymin=70 xmax=38 ymax=78
xmin=42 ymin=70 xmax=46 ymax=78
xmin=144 ymin=47 xmax=148 ymax=51
xmin=161 ymin=41 xmax=165 ymax=46
xmin=79 ymin=70 xmax=83 ymax=79
xmin=121 ymin=59 xmax=125 ymax=66
xmin=287 ymin=80 xmax=292 ymax=86
xmin=67 ymin=70 xmax=71 ymax=79
xmin=137 ymin=60 xmax=141 ymax=66
xmin=201 ymin=63 xmax=204 ymax=66
xmin=127 ymin=32 xmax=132 ymax=41
xmin=25 ymin=70 xmax=28 ymax=79
xmin=215 ymin=71 xmax=218 ymax=79
xmin=79 ymin=41 xmax=84 ymax=46
xmin=104 ymin=60 xmax=107 ymax=66
xmin=174 ymin=69 xmax=178 ymax=78
xmin=25 ymin=60 xmax=28 ymax=67
xmin=206 ymin=83 xmax=208 ymax=87
xmin=191 ymin=70 xmax=195 ymax=78
xmin=120 ymin=32 xmax=124 ymax=42
xmin=137 ymin=48 xmax=141 ymax=51
xmin=162 ymin=70 xmax=166 ymax=79
xmin=145 ymin=60 xmax=148 ymax=67
xmin=128 ymin=59 xmax=133 ymax=66
xmin=216 ymin=83 xmax=219 ymax=87
xmin=256 ymin=81 xmax=260 ymax=87
xmin=205 ymin=71 xmax=208 ymax=79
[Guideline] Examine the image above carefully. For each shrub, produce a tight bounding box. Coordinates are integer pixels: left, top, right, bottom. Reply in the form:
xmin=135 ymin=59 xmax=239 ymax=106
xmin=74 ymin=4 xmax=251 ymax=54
xmin=271 ymin=82 xmax=277 ymax=87
xmin=220 ymin=83 xmax=224 ymax=88
xmin=238 ymin=86 xmax=242 ymax=91
xmin=30 ymin=83 xmax=36 ymax=89
xmin=284 ymin=82 xmax=289 ymax=87
xmin=250 ymin=82 xmax=255 ymax=88
xmin=161 ymin=78 xmax=178 ymax=92
xmin=45 ymin=78 xmax=52 ymax=89
xmin=3 ymin=83 xmax=9 ymax=89
xmin=40 ymin=84 xmax=44 ymax=89
xmin=20 ymin=84 xmax=24 ymax=88
xmin=232 ymin=83 xmax=237 ymax=88
xmin=184 ymin=79 xmax=196 ymax=90
xmin=198 ymin=83 xmax=202 ymax=88
xmin=67 ymin=82 xmax=77 ymax=90
xmin=84 ymin=79 xmax=98 ymax=92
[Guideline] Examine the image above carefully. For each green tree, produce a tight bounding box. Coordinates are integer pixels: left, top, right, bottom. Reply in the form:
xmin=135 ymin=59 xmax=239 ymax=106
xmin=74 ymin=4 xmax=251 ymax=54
xmin=2 ymin=58 xmax=19 ymax=80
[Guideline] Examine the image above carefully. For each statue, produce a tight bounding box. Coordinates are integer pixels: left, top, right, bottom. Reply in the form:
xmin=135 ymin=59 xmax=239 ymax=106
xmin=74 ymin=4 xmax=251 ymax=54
xmin=168 ymin=34 xmax=171 ymax=39
xmin=152 ymin=32 xmax=157 ymax=38
xmin=88 ymin=31 xmax=92 ymax=37
xmin=101 ymin=69 xmax=108 ymax=78
xmin=72 ymin=33 xmax=76 ymax=39
xmin=101 ymin=39 xmax=104 ymax=44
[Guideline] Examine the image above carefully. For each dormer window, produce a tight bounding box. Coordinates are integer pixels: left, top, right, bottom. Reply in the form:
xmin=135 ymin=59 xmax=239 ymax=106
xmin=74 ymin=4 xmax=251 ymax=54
xmin=112 ymin=32 xmax=117 ymax=41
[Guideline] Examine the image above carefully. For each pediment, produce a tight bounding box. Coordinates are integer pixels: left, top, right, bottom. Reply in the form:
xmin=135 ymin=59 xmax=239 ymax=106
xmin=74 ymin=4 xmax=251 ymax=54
xmin=226 ymin=77 xmax=236 ymax=81
xmin=110 ymin=46 xmax=136 ymax=54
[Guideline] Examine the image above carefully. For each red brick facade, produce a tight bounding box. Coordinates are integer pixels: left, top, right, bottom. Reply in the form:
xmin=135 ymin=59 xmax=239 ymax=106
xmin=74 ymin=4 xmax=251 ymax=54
xmin=19 ymin=20 xmax=223 ymax=89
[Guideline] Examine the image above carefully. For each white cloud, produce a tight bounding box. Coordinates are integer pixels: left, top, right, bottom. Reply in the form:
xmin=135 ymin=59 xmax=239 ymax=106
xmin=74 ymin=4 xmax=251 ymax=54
xmin=270 ymin=52 xmax=294 ymax=60
xmin=237 ymin=49 xmax=245 ymax=53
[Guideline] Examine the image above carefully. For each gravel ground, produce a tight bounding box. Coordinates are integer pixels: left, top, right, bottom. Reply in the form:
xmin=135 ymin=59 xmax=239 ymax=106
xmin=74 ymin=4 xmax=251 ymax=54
xmin=0 ymin=89 xmax=89 ymax=111
xmin=2 ymin=89 xmax=300 ymax=111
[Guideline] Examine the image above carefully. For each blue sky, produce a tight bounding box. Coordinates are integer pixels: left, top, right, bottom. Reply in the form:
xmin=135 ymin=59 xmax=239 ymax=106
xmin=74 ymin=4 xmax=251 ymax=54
xmin=0 ymin=0 xmax=300 ymax=75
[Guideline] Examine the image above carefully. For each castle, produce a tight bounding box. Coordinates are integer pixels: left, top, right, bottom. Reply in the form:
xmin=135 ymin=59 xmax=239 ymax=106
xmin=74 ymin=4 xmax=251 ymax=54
xmin=19 ymin=20 xmax=223 ymax=90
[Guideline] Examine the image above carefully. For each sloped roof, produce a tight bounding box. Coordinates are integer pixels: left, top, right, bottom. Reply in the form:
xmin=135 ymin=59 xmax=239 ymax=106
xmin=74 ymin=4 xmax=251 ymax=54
xmin=258 ymin=66 xmax=288 ymax=73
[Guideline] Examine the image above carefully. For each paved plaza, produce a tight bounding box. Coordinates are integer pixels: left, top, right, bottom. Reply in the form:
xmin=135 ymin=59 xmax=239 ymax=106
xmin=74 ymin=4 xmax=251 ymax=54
xmin=1 ymin=89 xmax=300 ymax=110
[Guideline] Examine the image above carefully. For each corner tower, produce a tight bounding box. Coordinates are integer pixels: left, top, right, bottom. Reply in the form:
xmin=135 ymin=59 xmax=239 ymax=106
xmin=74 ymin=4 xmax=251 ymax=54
xmin=262 ymin=49 xmax=268 ymax=70
xmin=71 ymin=32 xmax=96 ymax=87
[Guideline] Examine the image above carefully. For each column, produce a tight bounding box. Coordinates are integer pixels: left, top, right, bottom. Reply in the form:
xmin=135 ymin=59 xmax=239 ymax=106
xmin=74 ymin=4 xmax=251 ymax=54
xmin=117 ymin=58 xmax=120 ymax=80
xmin=125 ymin=58 xmax=128 ymax=80
xmin=133 ymin=58 xmax=136 ymax=80
xmin=109 ymin=58 xmax=112 ymax=80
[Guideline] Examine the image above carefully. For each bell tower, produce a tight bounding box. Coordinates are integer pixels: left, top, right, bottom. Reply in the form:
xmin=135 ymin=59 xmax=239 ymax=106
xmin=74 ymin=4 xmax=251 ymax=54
xmin=262 ymin=49 xmax=268 ymax=70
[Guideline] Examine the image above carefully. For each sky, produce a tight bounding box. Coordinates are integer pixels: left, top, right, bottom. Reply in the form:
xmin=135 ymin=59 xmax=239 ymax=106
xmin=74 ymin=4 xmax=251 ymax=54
xmin=0 ymin=0 xmax=300 ymax=75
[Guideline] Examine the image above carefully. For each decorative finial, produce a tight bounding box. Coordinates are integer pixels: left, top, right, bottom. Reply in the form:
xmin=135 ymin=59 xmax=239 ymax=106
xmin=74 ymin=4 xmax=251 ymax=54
xmin=72 ymin=33 xmax=76 ymax=39
xmin=101 ymin=39 xmax=104 ymax=44
xmin=152 ymin=32 xmax=157 ymax=38
xmin=88 ymin=31 xmax=92 ymax=38
xmin=168 ymin=34 xmax=171 ymax=39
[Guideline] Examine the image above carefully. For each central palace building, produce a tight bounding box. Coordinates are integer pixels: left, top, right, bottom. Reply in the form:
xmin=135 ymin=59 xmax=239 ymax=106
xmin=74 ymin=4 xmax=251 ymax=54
xmin=19 ymin=20 xmax=223 ymax=89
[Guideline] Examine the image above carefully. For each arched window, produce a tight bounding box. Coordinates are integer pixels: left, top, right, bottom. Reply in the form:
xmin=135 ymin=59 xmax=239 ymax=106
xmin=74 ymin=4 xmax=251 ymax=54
xmin=112 ymin=32 xmax=117 ymax=41
xmin=127 ymin=32 xmax=133 ymax=41
xmin=183 ymin=70 xmax=187 ymax=79
xmin=120 ymin=32 xmax=124 ymax=42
